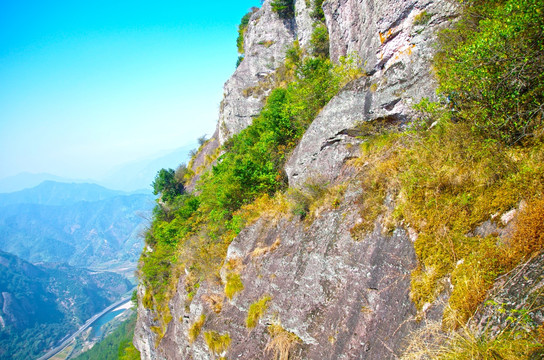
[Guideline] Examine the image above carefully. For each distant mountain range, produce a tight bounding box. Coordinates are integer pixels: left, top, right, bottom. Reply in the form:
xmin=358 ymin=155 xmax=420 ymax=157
xmin=99 ymin=143 xmax=196 ymax=192
xmin=0 ymin=144 xmax=196 ymax=193
xmin=0 ymin=181 xmax=155 ymax=268
xmin=0 ymin=172 xmax=89 ymax=194
xmin=0 ymin=180 xmax=142 ymax=207
xmin=0 ymin=250 xmax=132 ymax=360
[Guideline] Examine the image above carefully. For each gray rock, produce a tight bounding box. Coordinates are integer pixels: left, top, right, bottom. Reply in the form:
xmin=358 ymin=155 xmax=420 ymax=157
xmin=133 ymin=285 xmax=161 ymax=360
xmin=295 ymin=0 xmax=316 ymax=49
xmin=217 ymin=0 xmax=297 ymax=144
xmin=323 ymin=0 xmax=458 ymax=70
xmin=472 ymin=252 xmax=544 ymax=337
xmin=137 ymin=182 xmax=422 ymax=359
xmin=286 ymin=0 xmax=458 ymax=188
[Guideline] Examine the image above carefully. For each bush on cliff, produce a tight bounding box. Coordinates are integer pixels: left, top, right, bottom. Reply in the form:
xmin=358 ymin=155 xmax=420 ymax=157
xmin=436 ymin=0 xmax=544 ymax=144
xmin=138 ymin=55 xmax=359 ymax=338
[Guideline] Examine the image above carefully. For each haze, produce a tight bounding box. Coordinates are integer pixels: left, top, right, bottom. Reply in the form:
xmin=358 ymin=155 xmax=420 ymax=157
xmin=0 ymin=0 xmax=260 ymax=180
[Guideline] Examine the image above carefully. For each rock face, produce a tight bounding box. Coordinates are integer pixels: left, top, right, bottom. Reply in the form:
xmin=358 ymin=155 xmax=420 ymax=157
xmin=287 ymin=0 xmax=458 ymax=188
xmin=136 ymin=182 xmax=422 ymax=359
xmin=473 ymin=252 xmax=544 ymax=337
xmin=217 ymin=1 xmax=297 ymax=144
xmin=134 ymin=0 xmax=461 ymax=359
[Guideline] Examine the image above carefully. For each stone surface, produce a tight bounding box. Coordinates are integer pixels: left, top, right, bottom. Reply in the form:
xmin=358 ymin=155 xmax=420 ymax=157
xmin=295 ymin=0 xmax=316 ymax=49
xmin=472 ymin=252 xmax=544 ymax=337
xmin=286 ymin=0 xmax=458 ymax=188
xmin=323 ymin=0 xmax=458 ymax=69
xmin=137 ymin=182 xmax=422 ymax=359
xmin=217 ymin=0 xmax=297 ymax=144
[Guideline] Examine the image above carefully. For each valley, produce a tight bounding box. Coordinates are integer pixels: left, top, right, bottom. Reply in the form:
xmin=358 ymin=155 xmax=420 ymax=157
xmin=0 ymin=181 xmax=153 ymax=359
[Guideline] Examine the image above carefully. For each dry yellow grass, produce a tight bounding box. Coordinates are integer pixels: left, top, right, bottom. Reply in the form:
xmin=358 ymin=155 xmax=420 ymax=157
xmin=251 ymin=239 xmax=281 ymax=258
xmin=265 ymin=323 xmax=301 ymax=360
xmin=202 ymin=293 xmax=224 ymax=314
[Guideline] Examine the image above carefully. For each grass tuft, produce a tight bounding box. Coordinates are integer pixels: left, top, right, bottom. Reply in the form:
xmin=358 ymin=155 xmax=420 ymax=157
xmin=188 ymin=314 xmax=206 ymax=343
xmin=246 ymin=295 xmax=271 ymax=328
xmin=265 ymin=322 xmax=301 ymax=360
xmin=204 ymin=331 xmax=231 ymax=355
xmin=224 ymin=273 xmax=244 ymax=300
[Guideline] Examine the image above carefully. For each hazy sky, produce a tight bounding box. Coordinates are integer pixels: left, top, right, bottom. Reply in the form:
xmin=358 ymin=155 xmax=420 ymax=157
xmin=0 ymin=0 xmax=260 ymax=180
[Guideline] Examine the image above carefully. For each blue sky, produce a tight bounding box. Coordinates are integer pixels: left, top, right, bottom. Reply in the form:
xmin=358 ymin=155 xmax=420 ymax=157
xmin=0 ymin=0 xmax=260 ymax=180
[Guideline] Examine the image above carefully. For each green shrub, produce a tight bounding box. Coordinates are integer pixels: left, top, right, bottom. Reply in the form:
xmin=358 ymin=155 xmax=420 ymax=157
xmin=236 ymin=8 xmax=259 ymax=54
xmin=310 ymin=23 xmax=329 ymax=58
xmin=435 ymin=0 xmax=544 ymax=144
xmin=271 ymin=0 xmax=294 ymax=19
xmin=311 ymin=0 xmax=325 ymax=21
xmin=152 ymin=168 xmax=184 ymax=202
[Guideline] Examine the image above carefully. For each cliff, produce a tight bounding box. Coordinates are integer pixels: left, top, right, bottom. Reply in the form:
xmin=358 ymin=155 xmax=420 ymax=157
xmin=135 ymin=0 xmax=544 ymax=359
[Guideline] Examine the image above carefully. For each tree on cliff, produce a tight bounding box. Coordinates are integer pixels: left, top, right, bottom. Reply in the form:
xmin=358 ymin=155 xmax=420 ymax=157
xmin=271 ymin=0 xmax=294 ymax=19
xmin=152 ymin=168 xmax=184 ymax=202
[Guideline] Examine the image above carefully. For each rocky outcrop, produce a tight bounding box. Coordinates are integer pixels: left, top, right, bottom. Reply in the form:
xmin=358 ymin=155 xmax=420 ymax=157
xmin=324 ymin=0 xmax=457 ymax=69
xmin=138 ymin=180 xmax=425 ymax=359
xmin=217 ymin=1 xmax=297 ymax=144
xmin=287 ymin=0 xmax=458 ymax=188
xmin=473 ymin=251 xmax=544 ymax=337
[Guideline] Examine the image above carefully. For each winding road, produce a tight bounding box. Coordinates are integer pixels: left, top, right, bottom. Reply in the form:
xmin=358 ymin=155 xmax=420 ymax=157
xmin=37 ymin=296 xmax=132 ymax=360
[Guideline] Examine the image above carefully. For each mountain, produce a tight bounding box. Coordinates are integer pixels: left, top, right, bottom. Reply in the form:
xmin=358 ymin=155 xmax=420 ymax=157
xmin=134 ymin=0 xmax=544 ymax=359
xmin=0 ymin=181 xmax=154 ymax=268
xmin=0 ymin=172 xmax=85 ymax=194
xmin=0 ymin=180 xmax=134 ymax=207
xmin=0 ymin=250 xmax=132 ymax=360
xmin=100 ymin=144 xmax=197 ymax=192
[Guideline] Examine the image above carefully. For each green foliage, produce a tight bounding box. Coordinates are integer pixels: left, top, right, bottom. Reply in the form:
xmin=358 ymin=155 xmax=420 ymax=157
xmin=246 ymin=295 xmax=271 ymax=328
xmin=435 ymin=0 xmax=544 ymax=144
xmin=311 ymin=0 xmax=325 ymax=21
xmin=310 ymin=23 xmax=329 ymax=58
xmin=271 ymin=0 xmax=294 ymax=19
xmin=152 ymin=168 xmax=184 ymax=202
xmin=204 ymin=331 xmax=231 ymax=355
xmin=236 ymin=8 xmax=258 ymax=54
xmin=236 ymin=55 xmax=244 ymax=68
xmin=74 ymin=313 xmax=140 ymax=360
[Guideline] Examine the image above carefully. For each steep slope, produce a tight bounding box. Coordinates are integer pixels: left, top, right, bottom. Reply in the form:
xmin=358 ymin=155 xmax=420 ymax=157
xmin=135 ymin=0 xmax=544 ymax=359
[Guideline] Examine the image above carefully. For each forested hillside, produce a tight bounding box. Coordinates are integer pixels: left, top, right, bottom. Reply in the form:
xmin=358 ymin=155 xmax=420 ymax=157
xmin=0 ymin=251 xmax=132 ymax=360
